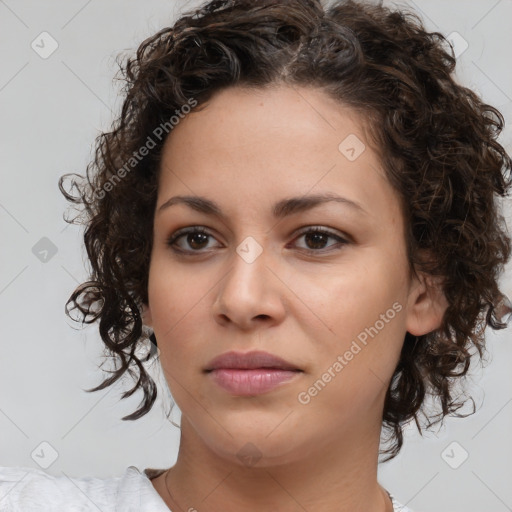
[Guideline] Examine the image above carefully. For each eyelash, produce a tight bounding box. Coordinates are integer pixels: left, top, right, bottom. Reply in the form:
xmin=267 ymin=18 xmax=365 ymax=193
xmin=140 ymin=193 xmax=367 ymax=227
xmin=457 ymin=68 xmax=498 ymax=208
xmin=166 ymin=226 xmax=350 ymax=256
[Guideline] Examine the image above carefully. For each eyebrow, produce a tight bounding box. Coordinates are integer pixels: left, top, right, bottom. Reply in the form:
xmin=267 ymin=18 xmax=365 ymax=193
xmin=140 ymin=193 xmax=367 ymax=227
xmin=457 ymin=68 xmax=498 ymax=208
xmin=157 ymin=193 xmax=368 ymax=219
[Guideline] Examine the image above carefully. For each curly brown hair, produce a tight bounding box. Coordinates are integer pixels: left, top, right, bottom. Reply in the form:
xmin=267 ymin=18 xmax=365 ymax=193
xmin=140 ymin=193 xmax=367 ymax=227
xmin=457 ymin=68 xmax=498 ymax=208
xmin=59 ymin=0 xmax=512 ymax=462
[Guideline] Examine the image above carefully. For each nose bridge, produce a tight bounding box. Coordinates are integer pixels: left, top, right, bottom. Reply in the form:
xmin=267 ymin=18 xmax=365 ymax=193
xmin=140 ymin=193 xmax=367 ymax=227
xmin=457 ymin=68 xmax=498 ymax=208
xmin=213 ymin=233 xmax=284 ymax=326
xmin=227 ymin=234 xmax=269 ymax=297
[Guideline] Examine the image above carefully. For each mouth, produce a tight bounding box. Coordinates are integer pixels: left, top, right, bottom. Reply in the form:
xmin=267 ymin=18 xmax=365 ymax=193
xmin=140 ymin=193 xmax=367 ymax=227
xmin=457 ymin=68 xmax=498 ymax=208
xmin=204 ymin=350 xmax=303 ymax=372
xmin=203 ymin=350 xmax=303 ymax=396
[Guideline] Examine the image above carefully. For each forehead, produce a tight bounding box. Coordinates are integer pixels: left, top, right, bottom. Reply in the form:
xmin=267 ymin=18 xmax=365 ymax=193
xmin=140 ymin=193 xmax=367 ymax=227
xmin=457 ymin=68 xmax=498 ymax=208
xmin=157 ymin=84 xmax=401 ymax=224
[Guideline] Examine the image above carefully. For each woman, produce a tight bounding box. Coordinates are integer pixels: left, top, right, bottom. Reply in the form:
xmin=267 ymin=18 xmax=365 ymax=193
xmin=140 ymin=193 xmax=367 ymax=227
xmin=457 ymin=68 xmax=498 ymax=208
xmin=1 ymin=0 xmax=510 ymax=510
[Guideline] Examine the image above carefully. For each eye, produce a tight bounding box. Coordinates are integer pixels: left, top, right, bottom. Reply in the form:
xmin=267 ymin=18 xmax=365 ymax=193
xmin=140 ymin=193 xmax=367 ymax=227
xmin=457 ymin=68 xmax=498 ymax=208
xmin=166 ymin=226 xmax=220 ymax=253
xmin=166 ymin=225 xmax=350 ymax=256
xmin=289 ymin=226 xmax=349 ymax=254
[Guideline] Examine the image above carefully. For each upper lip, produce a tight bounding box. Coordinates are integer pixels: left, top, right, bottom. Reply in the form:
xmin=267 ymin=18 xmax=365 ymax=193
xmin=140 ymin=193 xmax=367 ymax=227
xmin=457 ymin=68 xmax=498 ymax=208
xmin=204 ymin=350 xmax=302 ymax=372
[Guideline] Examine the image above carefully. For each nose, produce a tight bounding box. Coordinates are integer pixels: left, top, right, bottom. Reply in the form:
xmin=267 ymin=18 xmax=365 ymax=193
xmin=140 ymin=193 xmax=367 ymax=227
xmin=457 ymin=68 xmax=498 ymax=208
xmin=212 ymin=238 xmax=287 ymax=330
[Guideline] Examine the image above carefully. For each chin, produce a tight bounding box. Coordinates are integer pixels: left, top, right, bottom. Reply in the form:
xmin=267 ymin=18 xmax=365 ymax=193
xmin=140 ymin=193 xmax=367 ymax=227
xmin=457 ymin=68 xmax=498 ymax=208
xmin=197 ymin=421 xmax=310 ymax=468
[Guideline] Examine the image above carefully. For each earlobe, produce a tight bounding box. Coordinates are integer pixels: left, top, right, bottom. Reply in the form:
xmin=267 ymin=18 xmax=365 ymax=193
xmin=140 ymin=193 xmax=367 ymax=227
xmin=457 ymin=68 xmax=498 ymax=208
xmin=405 ymin=272 xmax=449 ymax=337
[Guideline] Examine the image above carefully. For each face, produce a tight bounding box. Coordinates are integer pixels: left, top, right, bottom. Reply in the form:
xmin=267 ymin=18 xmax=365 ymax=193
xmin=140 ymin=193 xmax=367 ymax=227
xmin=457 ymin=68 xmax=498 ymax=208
xmin=143 ymin=84 xmax=444 ymax=466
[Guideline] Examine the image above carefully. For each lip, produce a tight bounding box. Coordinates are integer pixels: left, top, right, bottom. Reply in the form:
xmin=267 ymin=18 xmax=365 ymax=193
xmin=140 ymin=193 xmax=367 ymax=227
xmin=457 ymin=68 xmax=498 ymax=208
xmin=204 ymin=350 xmax=301 ymax=372
xmin=204 ymin=350 xmax=303 ymax=396
xmin=208 ymin=368 xmax=301 ymax=396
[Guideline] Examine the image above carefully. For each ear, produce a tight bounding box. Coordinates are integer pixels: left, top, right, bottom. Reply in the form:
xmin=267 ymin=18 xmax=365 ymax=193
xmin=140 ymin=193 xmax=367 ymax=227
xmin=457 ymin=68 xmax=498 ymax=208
xmin=405 ymin=268 xmax=449 ymax=337
xmin=141 ymin=302 xmax=153 ymax=328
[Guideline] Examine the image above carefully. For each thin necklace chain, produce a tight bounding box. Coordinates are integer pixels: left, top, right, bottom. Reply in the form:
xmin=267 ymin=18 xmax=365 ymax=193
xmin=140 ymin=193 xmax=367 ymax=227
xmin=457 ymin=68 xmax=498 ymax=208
xmin=162 ymin=469 xmax=396 ymax=512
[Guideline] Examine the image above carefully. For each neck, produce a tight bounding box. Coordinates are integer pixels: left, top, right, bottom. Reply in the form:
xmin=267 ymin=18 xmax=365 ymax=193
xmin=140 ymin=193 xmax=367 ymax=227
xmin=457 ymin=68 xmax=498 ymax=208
xmin=155 ymin=415 xmax=394 ymax=512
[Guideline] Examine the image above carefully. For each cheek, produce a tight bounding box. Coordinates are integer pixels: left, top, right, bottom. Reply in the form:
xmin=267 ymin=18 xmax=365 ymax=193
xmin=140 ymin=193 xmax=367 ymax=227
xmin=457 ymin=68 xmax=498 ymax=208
xmin=292 ymin=253 xmax=408 ymax=381
xmin=294 ymin=254 xmax=406 ymax=335
xmin=148 ymin=252 xmax=213 ymax=323
xmin=147 ymin=258 xmax=210 ymax=367
xmin=294 ymin=274 xmax=406 ymax=420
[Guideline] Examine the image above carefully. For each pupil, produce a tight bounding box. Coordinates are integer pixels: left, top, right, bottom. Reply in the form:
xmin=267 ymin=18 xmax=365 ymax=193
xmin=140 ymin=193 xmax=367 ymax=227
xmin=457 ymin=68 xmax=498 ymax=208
xmin=306 ymin=232 xmax=327 ymax=249
xmin=189 ymin=233 xmax=208 ymax=249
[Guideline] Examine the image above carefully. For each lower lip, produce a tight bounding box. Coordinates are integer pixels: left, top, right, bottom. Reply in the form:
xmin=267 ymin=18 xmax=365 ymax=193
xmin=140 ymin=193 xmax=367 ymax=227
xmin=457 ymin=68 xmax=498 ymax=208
xmin=208 ymin=369 xmax=301 ymax=396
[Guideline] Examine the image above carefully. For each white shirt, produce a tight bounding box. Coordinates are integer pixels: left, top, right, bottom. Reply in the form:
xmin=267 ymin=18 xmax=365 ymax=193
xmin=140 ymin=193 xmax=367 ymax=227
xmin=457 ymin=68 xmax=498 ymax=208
xmin=0 ymin=465 xmax=416 ymax=511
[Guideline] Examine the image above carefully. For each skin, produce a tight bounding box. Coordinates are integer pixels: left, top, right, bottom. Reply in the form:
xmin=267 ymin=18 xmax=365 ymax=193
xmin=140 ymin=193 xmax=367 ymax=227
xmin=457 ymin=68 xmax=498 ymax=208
xmin=142 ymin=84 xmax=448 ymax=512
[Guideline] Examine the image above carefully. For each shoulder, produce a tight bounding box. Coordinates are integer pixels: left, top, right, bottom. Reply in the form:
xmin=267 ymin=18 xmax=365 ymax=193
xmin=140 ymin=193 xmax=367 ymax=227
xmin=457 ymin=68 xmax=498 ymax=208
xmin=0 ymin=465 xmax=124 ymax=511
xmin=0 ymin=465 xmax=159 ymax=511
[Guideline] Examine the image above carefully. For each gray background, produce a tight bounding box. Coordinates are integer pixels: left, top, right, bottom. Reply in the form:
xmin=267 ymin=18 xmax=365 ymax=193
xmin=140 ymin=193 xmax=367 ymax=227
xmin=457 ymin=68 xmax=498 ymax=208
xmin=0 ymin=1 xmax=511 ymax=511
